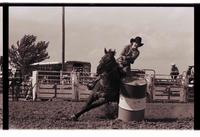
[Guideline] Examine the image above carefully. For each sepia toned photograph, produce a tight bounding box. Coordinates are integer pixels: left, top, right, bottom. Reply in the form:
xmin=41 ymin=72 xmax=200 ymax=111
xmin=8 ymin=6 xmax=194 ymax=129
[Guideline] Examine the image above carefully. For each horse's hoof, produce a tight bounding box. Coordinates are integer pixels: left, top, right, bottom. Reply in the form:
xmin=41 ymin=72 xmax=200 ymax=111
xmin=69 ymin=114 xmax=78 ymax=121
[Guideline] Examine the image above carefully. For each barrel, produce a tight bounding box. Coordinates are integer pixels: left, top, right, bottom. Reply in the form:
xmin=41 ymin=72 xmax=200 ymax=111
xmin=118 ymin=77 xmax=147 ymax=121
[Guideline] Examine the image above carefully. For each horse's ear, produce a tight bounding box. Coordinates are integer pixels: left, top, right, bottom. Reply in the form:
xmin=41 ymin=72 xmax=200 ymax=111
xmin=104 ymin=48 xmax=108 ymax=54
xmin=113 ymin=49 xmax=116 ymax=56
xmin=111 ymin=50 xmax=116 ymax=56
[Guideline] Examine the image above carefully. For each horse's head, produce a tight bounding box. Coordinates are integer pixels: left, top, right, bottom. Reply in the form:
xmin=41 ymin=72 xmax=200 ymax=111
xmin=97 ymin=48 xmax=117 ymax=75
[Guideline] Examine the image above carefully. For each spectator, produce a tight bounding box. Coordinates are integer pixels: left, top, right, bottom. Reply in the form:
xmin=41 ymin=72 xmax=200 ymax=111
xmin=170 ymin=64 xmax=179 ymax=79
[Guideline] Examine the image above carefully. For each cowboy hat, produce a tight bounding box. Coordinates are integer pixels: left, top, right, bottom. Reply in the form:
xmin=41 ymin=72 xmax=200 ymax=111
xmin=171 ymin=63 xmax=176 ymax=66
xmin=135 ymin=36 xmax=144 ymax=47
xmin=130 ymin=38 xmax=135 ymax=43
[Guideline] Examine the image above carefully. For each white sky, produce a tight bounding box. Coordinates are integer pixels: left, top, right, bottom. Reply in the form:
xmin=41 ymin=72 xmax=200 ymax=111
xmin=9 ymin=7 xmax=194 ymax=74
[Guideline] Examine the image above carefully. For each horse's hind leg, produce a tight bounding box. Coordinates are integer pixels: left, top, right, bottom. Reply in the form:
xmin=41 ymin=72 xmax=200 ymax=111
xmin=84 ymin=92 xmax=99 ymax=107
xmin=69 ymin=92 xmax=98 ymax=120
xmin=70 ymin=82 xmax=105 ymax=121
xmin=74 ymin=98 xmax=108 ymax=120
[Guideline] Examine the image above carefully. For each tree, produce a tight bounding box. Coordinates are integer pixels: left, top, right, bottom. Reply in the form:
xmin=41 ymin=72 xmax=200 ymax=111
xmin=9 ymin=34 xmax=50 ymax=77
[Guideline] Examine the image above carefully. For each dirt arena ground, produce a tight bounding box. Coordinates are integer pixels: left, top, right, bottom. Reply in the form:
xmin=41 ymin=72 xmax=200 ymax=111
xmin=9 ymin=100 xmax=193 ymax=129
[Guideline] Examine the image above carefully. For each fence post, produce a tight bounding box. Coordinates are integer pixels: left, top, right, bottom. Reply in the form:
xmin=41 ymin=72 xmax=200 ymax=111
xmin=60 ymin=71 xmax=63 ymax=98
xmin=71 ymin=71 xmax=79 ymax=101
xmin=32 ymin=71 xmax=38 ymax=101
xmin=53 ymin=83 xmax=57 ymax=98
xmin=167 ymin=86 xmax=170 ymax=101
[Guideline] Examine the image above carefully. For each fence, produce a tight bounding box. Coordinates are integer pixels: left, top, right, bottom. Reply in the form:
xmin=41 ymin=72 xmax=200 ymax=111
xmin=31 ymin=70 xmax=194 ymax=103
xmin=77 ymin=74 xmax=96 ymax=101
xmin=8 ymin=69 xmax=193 ymax=103
xmin=8 ymin=77 xmax=32 ymax=101
xmin=33 ymin=71 xmax=96 ymax=101
xmin=152 ymin=74 xmax=186 ymax=102
xmin=130 ymin=70 xmax=191 ymax=103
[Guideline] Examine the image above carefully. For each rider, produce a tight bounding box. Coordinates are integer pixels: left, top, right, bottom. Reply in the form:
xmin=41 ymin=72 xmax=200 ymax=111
xmin=117 ymin=36 xmax=144 ymax=75
xmin=87 ymin=36 xmax=144 ymax=90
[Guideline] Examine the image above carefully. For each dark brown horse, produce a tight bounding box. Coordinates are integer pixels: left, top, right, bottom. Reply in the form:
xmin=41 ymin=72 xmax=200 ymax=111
xmin=70 ymin=48 xmax=122 ymax=121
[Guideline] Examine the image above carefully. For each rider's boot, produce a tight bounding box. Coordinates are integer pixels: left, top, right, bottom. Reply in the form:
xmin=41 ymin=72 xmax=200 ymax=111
xmin=87 ymin=81 xmax=96 ymax=90
xmin=87 ymin=76 xmax=100 ymax=90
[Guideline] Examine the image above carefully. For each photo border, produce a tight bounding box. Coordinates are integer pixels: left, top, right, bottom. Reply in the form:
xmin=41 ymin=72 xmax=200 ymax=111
xmin=2 ymin=2 xmax=199 ymax=130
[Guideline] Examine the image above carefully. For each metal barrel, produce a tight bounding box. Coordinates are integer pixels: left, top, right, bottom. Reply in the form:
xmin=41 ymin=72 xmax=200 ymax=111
xmin=118 ymin=77 xmax=147 ymax=121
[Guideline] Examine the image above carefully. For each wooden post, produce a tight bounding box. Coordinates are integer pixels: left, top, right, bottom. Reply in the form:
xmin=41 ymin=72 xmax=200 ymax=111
xmin=53 ymin=83 xmax=57 ymax=98
xmin=167 ymin=86 xmax=171 ymax=101
xmin=32 ymin=71 xmax=38 ymax=101
xmin=60 ymin=70 xmax=63 ymax=96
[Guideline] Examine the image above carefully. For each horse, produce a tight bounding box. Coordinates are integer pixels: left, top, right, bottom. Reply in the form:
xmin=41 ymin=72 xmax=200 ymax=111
xmin=70 ymin=48 xmax=122 ymax=121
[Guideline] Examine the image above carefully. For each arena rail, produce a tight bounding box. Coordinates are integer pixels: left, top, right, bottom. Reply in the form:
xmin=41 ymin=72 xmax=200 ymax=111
xmin=8 ymin=69 xmax=193 ymax=103
xmin=151 ymin=74 xmax=187 ymax=103
xmin=32 ymin=71 xmax=96 ymax=101
xmin=131 ymin=69 xmax=191 ymax=103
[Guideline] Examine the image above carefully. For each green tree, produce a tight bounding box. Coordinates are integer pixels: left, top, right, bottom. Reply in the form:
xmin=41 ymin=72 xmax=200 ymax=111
xmin=9 ymin=34 xmax=50 ymax=77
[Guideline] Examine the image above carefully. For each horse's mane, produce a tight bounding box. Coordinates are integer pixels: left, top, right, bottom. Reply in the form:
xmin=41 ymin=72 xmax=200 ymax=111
xmin=98 ymin=48 xmax=121 ymax=92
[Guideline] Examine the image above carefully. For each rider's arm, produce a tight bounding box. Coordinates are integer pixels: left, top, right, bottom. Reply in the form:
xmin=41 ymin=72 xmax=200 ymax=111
xmin=131 ymin=49 xmax=140 ymax=60
xmin=126 ymin=49 xmax=140 ymax=64
xmin=120 ymin=45 xmax=129 ymax=57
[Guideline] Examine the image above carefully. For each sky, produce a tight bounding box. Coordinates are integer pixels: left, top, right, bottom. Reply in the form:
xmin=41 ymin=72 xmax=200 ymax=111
xmin=9 ymin=7 xmax=194 ymax=74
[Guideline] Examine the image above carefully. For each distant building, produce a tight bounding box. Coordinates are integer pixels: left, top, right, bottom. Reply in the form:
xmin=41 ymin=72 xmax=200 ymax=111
xmin=30 ymin=61 xmax=91 ymax=73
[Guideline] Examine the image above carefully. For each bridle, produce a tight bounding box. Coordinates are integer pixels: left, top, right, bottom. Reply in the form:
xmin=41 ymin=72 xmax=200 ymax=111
xmin=98 ymin=54 xmax=117 ymax=74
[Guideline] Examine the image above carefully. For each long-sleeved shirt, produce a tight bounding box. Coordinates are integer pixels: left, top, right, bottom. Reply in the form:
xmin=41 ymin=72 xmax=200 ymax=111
xmin=118 ymin=44 xmax=140 ymax=66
